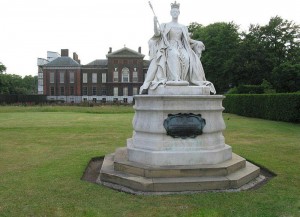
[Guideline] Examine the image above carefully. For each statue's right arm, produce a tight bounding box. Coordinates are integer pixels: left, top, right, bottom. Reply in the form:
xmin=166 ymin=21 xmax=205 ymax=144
xmin=154 ymin=16 xmax=160 ymax=37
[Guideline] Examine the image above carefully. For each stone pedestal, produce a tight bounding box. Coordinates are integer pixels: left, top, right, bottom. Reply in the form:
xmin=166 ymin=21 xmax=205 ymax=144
xmin=98 ymin=86 xmax=260 ymax=193
xmin=128 ymin=93 xmax=232 ymax=165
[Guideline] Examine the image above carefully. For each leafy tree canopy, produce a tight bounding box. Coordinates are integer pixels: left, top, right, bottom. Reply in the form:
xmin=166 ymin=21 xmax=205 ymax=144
xmin=188 ymin=16 xmax=300 ymax=93
xmin=0 ymin=62 xmax=6 ymax=74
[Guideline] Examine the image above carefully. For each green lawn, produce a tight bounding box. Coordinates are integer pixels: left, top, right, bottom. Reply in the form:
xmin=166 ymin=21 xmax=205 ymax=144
xmin=0 ymin=106 xmax=299 ymax=217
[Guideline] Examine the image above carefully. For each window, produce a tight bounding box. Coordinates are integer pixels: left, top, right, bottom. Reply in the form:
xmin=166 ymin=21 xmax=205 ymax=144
xmin=93 ymin=98 xmax=97 ymax=103
xmin=122 ymin=67 xmax=129 ymax=82
xmin=102 ymin=73 xmax=106 ymax=83
xmin=50 ymin=86 xmax=55 ymax=95
xmin=102 ymin=98 xmax=106 ymax=103
xmin=60 ymin=72 xmax=64 ymax=83
xmin=113 ymin=87 xmax=118 ymax=96
xmin=60 ymin=87 xmax=65 ymax=96
xmin=83 ymin=73 xmax=87 ymax=83
xmin=70 ymin=86 xmax=74 ymax=95
xmin=92 ymin=73 xmax=97 ymax=83
xmin=123 ymin=87 xmax=128 ymax=96
xmin=83 ymin=86 xmax=88 ymax=95
xmin=92 ymin=86 xmax=97 ymax=95
xmin=38 ymin=73 xmax=43 ymax=79
xmin=132 ymin=70 xmax=138 ymax=82
xmin=113 ymin=70 xmax=118 ymax=82
xmin=133 ymin=87 xmax=138 ymax=95
xmin=101 ymin=88 xmax=107 ymax=95
xmin=50 ymin=72 xmax=54 ymax=83
xmin=69 ymin=72 xmax=74 ymax=83
xmin=123 ymin=98 xmax=128 ymax=103
xmin=38 ymin=79 xmax=43 ymax=86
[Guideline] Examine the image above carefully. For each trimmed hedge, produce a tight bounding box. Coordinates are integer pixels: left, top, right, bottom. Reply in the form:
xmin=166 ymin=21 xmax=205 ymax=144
xmin=0 ymin=95 xmax=47 ymax=104
xmin=223 ymin=93 xmax=300 ymax=123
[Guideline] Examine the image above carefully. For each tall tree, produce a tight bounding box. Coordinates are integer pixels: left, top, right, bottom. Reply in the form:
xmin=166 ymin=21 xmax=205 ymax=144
xmin=233 ymin=16 xmax=300 ymax=91
xmin=0 ymin=62 xmax=6 ymax=74
xmin=22 ymin=75 xmax=38 ymax=94
xmin=232 ymin=24 xmax=270 ymax=86
xmin=189 ymin=22 xmax=241 ymax=93
xmin=272 ymin=62 xmax=300 ymax=92
xmin=0 ymin=74 xmax=38 ymax=95
xmin=260 ymin=16 xmax=300 ymax=66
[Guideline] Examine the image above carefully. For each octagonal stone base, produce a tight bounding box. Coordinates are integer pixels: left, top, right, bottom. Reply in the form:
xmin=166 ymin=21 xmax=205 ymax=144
xmin=98 ymin=86 xmax=260 ymax=193
xmin=97 ymin=148 xmax=260 ymax=193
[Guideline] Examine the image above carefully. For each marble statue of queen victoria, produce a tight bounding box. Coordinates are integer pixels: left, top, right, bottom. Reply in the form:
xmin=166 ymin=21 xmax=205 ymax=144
xmin=140 ymin=1 xmax=216 ymax=94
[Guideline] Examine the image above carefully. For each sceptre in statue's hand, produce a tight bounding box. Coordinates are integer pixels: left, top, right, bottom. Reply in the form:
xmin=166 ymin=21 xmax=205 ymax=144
xmin=148 ymin=1 xmax=161 ymax=36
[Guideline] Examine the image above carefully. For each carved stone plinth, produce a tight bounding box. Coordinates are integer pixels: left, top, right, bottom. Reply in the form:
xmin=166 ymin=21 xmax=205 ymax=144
xmin=98 ymin=86 xmax=260 ymax=193
xmin=128 ymin=93 xmax=231 ymax=165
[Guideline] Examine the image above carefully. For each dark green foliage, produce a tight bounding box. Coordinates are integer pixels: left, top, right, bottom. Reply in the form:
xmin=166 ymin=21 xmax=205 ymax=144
xmin=272 ymin=62 xmax=300 ymax=92
xmin=227 ymin=80 xmax=276 ymax=94
xmin=188 ymin=16 xmax=300 ymax=93
xmin=236 ymin=85 xmax=264 ymax=94
xmin=0 ymin=74 xmax=37 ymax=94
xmin=223 ymin=94 xmax=300 ymax=122
xmin=0 ymin=62 xmax=6 ymax=73
xmin=189 ymin=22 xmax=240 ymax=93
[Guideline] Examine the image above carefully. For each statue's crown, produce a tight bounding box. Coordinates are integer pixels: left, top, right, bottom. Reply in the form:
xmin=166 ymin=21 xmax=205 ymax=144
xmin=171 ymin=1 xmax=180 ymax=9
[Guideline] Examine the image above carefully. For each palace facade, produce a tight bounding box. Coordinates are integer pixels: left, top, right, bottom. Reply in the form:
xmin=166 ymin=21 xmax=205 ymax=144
xmin=37 ymin=47 xmax=149 ymax=103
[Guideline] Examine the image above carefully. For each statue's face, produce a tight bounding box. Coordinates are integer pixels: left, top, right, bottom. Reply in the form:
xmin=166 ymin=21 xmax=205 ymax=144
xmin=170 ymin=8 xmax=180 ymax=18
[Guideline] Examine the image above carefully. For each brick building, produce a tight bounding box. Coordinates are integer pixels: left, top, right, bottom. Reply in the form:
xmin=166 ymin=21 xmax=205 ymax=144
xmin=38 ymin=47 xmax=149 ymax=103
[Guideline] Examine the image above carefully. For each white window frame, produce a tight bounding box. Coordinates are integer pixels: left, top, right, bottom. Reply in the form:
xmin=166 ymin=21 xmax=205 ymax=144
xmin=60 ymin=71 xmax=65 ymax=83
xmin=83 ymin=73 xmax=87 ymax=83
xmin=122 ymin=67 xmax=130 ymax=83
xmin=92 ymin=73 xmax=97 ymax=83
xmin=113 ymin=70 xmax=118 ymax=82
xmin=113 ymin=87 xmax=118 ymax=96
xmin=132 ymin=70 xmax=138 ymax=82
xmin=50 ymin=72 xmax=55 ymax=83
xmin=69 ymin=72 xmax=74 ymax=83
xmin=102 ymin=73 xmax=106 ymax=83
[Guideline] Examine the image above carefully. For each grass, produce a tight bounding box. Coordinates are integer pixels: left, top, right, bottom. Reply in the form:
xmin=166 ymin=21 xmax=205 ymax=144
xmin=0 ymin=106 xmax=299 ymax=217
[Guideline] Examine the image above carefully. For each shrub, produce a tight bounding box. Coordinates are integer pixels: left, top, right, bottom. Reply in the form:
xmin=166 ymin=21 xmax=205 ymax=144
xmin=223 ymin=93 xmax=300 ymax=122
xmin=237 ymin=85 xmax=264 ymax=94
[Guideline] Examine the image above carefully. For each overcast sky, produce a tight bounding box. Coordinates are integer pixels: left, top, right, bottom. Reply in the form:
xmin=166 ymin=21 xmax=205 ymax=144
xmin=0 ymin=0 xmax=299 ymax=77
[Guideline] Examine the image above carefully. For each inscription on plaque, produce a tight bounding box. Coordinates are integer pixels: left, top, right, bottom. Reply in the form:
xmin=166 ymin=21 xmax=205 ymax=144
xmin=163 ymin=113 xmax=206 ymax=139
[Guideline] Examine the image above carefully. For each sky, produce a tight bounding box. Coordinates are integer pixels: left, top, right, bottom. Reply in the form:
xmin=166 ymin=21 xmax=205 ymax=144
xmin=0 ymin=0 xmax=299 ymax=77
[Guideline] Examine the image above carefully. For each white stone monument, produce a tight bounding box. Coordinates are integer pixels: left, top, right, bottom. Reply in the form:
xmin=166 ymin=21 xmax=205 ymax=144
xmin=97 ymin=1 xmax=260 ymax=193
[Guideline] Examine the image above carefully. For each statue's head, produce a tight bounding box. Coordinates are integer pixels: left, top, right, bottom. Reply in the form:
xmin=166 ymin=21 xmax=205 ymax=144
xmin=170 ymin=1 xmax=180 ymax=18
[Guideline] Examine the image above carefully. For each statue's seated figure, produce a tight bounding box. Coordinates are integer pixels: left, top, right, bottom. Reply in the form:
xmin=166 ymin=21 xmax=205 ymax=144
xmin=140 ymin=1 xmax=216 ymax=94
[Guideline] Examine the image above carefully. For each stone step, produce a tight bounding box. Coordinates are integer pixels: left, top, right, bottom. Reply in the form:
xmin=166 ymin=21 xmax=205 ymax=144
xmin=227 ymin=161 xmax=261 ymax=188
xmin=114 ymin=147 xmax=246 ymax=178
xmin=98 ymin=152 xmax=260 ymax=193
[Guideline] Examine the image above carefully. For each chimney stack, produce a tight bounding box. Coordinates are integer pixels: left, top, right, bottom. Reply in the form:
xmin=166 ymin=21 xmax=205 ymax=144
xmin=61 ymin=49 xmax=69 ymax=57
xmin=108 ymin=47 xmax=112 ymax=54
xmin=73 ymin=52 xmax=78 ymax=62
xmin=138 ymin=47 xmax=141 ymax=53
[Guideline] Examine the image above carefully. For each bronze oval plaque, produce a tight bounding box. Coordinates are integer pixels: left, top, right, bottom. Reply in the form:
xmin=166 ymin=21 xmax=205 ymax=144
xmin=163 ymin=113 xmax=206 ymax=139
